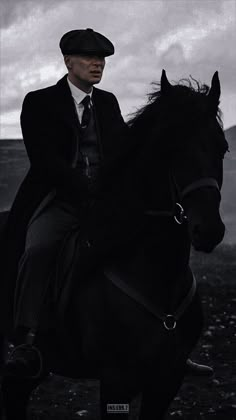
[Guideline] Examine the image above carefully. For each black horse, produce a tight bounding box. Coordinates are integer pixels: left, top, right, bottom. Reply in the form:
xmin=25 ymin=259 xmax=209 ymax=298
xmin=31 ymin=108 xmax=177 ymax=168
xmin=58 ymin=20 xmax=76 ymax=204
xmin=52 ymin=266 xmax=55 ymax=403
xmin=1 ymin=70 xmax=228 ymax=419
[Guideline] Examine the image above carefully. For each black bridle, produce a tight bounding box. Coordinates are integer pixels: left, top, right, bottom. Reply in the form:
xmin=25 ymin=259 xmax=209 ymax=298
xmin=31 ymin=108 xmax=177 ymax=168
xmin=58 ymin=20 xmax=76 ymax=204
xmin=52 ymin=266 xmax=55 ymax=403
xmin=145 ymin=176 xmax=220 ymax=225
xmin=181 ymin=177 xmax=220 ymax=200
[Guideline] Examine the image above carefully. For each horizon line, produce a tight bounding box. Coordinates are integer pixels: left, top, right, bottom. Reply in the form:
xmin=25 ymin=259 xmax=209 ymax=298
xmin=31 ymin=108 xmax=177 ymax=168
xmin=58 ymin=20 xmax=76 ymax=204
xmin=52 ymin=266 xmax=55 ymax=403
xmin=0 ymin=123 xmax=235 ymax=141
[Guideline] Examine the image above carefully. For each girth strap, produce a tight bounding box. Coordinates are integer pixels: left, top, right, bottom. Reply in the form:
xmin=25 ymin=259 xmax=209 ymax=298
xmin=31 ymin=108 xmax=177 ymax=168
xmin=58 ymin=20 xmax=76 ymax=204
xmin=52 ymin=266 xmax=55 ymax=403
xmin=104 ymin=267 xmax=197 ymax=331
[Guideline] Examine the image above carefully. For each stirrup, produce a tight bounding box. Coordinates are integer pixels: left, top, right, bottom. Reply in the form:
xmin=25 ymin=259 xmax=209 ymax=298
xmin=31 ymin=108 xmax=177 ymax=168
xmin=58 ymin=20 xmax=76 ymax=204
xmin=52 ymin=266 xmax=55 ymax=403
xmin=7 ymin=343 xmax=43 ymax=379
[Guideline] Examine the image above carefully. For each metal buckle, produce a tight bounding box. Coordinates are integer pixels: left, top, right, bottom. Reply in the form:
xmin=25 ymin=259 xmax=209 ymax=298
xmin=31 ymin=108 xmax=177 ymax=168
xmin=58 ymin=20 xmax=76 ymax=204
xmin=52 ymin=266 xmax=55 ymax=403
xmin=174 ymin=202 xmax=187 ymax=225
xmin=163 ymin=314 xmax=177 ymax=330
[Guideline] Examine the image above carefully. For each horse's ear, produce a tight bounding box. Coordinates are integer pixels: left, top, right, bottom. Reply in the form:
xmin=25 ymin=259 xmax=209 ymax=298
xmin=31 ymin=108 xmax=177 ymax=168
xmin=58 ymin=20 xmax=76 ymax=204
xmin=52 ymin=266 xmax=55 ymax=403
xmin=161 ymin=69 xmax=172 ymax=94
xmin=208 ymin=71 xmax=221 ymax=111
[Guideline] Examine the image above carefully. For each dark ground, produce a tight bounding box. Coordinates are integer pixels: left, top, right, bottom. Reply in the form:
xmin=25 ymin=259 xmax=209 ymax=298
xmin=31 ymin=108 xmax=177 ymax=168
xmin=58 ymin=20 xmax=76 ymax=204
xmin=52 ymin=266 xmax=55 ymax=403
xmin=0 ymin=140 xmax=236 ymax=419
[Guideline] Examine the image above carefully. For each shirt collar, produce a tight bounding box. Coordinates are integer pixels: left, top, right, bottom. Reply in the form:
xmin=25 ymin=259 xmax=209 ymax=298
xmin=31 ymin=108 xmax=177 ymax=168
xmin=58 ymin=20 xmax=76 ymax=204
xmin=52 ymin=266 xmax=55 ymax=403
xmin=67 ymin=76 xmax=93 ymax=105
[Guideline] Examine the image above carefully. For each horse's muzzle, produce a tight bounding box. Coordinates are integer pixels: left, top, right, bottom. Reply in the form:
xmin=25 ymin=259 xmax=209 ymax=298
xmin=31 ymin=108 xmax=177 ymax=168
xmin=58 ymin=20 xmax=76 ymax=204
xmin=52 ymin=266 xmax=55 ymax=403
xmin=191 ymin=219 xmax=225 ymax=253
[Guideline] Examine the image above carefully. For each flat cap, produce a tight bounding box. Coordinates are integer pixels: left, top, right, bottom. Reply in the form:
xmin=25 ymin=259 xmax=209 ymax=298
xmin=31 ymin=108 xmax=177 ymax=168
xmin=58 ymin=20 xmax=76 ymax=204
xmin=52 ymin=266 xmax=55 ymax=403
xmin=60 ymin=28 xmax=114 ymax=57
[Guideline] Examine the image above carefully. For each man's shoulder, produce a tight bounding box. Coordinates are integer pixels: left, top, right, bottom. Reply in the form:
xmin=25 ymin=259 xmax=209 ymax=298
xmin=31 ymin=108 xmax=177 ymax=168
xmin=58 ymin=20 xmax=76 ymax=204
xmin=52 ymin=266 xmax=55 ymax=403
xmin=23 ymin=74 xmax=68 ymax=102
xmin=24 ymin=83 xmax=57 ymax=100
xmin=93 ymin=87 xmax=117 ymax=101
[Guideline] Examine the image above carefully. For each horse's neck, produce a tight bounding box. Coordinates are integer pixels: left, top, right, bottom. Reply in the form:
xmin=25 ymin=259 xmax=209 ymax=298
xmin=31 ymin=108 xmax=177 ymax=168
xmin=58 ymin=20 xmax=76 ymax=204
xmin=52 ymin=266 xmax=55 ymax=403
xmin=113 ymin=222 xmax=191 ymax=313
xmin=123 ymin=133 xmax=192 ymax=311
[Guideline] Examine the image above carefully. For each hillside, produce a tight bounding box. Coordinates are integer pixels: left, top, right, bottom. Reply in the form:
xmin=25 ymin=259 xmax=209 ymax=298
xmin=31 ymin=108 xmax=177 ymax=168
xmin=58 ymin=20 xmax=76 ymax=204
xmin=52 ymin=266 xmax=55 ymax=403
xmin=221 ymin=125 xmax=236 ymax=244
xmin=225 ymin=125 xmax=236 ymax=151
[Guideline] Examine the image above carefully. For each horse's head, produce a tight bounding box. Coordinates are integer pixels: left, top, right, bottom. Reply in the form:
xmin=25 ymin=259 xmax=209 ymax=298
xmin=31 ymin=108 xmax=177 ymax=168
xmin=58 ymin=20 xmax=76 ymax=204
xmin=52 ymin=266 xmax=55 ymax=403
xmin=160 ymin=70 xmax=228 ymax=252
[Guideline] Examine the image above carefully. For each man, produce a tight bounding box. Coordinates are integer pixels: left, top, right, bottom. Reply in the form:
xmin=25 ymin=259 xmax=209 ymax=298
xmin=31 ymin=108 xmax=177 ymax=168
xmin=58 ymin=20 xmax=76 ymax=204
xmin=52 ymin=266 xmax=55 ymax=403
xmin=2 ymin=28 xmax=212 ymax=378
xmin=1 ymin=28 xmax=135 ymax=376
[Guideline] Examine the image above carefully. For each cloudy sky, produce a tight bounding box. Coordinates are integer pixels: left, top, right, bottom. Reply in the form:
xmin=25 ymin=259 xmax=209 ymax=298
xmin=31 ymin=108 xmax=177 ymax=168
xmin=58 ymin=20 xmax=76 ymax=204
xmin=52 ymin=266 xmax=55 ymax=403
xmin=0 ymin=0 xmax=235 ymax=138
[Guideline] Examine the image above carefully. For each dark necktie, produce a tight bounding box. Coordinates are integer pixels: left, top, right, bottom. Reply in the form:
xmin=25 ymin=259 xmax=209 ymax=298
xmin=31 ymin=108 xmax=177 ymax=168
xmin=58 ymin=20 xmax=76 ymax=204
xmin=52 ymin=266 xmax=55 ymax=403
xmin=81 ymin=95 xmax=91 ymax=130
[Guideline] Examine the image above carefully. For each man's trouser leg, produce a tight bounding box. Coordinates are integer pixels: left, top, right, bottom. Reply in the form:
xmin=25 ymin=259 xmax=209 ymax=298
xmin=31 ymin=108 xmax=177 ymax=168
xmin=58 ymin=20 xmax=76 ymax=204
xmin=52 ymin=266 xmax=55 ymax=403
xmin=4 ymin=200 xmax=80 ymax=377
xmin=14 ymin=199 xmax=79 ymax=333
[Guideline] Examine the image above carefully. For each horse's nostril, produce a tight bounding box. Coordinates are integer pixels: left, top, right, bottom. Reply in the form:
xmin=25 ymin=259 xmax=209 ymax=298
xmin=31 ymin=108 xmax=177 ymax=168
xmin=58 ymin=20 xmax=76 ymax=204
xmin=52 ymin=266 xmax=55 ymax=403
xmin=191 ymin=220 xmax=225 ymax=252
xmin=192 ymin=225 xmax=201 ymax=241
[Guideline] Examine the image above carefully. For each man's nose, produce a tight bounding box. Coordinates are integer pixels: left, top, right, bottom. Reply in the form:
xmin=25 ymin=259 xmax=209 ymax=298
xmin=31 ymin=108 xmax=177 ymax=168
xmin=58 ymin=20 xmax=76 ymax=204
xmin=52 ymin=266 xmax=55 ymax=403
xmin=92 ymin=56 xmax=105 ymax=65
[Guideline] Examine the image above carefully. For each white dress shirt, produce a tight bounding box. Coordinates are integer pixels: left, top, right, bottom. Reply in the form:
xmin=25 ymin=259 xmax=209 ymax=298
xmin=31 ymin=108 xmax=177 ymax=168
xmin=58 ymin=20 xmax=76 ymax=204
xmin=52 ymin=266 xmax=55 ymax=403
xmin=67 ymin=77 xmax=93 ymax=124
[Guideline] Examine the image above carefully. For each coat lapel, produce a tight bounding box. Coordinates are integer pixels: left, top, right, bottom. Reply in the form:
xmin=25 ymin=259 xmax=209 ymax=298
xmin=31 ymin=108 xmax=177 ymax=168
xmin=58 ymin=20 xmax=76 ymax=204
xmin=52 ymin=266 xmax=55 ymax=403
xmin=92 ymin=88 xmax=105 ymax=138
xmin=54 ymin=74 xmax=80 ymax=130
xmin=92 ymin=88 xmax=114 ymax=165
xmin=54 ymin=75 xmax=81 ymax=165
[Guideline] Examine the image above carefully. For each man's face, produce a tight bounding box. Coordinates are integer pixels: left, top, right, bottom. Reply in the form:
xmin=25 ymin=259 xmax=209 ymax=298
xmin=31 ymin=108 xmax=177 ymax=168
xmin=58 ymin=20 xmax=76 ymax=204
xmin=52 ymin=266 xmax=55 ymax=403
xmin=65 ymin=54 xmax=105 ymax=89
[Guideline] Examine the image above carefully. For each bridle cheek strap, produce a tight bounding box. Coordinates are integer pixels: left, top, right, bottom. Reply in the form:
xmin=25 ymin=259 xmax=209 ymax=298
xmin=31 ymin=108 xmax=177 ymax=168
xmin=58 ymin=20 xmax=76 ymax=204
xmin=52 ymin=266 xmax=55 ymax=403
xmin=180 ymin=178 xmax=220 ymax=200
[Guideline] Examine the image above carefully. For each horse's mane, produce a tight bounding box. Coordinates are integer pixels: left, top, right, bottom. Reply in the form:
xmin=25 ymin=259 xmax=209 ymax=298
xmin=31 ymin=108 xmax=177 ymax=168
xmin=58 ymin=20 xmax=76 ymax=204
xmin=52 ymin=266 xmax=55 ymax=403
xmin=127 ymin=77 xmax=223 ymax=131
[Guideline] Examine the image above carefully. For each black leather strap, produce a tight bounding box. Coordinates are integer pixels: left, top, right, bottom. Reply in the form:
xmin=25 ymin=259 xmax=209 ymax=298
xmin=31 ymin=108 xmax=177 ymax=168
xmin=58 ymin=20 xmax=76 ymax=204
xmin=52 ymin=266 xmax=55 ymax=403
xmin=104 ymin=267 xmax=197 ymax=330
xmin=181 ymin=178 xmax=220 ymax=199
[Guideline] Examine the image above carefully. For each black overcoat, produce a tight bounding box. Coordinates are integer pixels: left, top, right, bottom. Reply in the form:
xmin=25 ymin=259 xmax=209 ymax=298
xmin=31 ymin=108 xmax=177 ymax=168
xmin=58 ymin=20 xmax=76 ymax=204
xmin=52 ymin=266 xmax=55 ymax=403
xmin=0 ymin=74 xmax=143 ymax=333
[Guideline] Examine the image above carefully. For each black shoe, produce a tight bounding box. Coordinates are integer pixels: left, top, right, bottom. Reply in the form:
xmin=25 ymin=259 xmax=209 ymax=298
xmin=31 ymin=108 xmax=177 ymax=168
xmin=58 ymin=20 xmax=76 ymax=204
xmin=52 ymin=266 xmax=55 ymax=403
xmin=4 ymin=344 xmax=43 ymax=379
xmin=185 ymin=358 xmax=214 ymax=376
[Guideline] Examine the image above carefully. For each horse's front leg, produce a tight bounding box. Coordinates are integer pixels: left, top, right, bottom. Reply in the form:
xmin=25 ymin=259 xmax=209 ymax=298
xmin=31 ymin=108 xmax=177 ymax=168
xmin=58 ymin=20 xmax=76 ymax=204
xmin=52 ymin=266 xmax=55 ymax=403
xmin=0 ymin=334 xmax=7 ymax=372
xmin=2 ymin=376 xmax=32 ymax=420
xmin=139 ymin=361 xmax=186 ymax=420
xmin=139 ymin=385 xmax=168 ymax=420
xmin=0 ymin=334 xmax=7 ymax=419
xmin=1 ymin=372 xmax=48 ymax=420
xmin=100 ymin=378 xmax=133 ymax=420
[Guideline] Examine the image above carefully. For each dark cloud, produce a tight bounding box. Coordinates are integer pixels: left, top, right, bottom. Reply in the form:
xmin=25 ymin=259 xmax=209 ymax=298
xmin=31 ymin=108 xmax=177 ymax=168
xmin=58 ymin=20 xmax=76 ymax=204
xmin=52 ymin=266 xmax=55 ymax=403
xmin=1 ymin=0 xmax=36 ymax=29
xmin=0 ymin=0 xmax=69 ymax=29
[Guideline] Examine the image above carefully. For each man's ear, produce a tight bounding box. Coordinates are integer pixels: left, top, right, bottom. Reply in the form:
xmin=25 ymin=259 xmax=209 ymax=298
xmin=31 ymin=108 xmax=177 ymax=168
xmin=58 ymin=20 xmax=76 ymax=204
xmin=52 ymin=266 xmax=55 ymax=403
xmin=64 ymin=55 xmax=72 ymax=70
